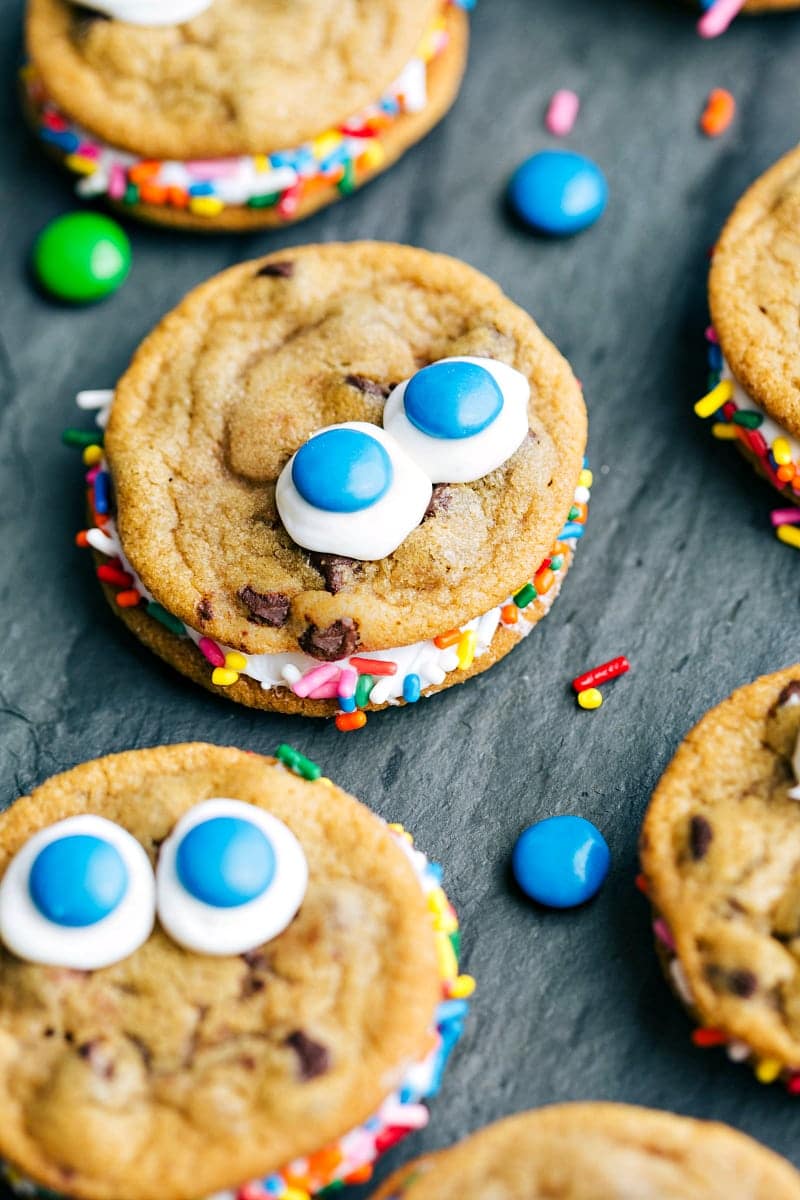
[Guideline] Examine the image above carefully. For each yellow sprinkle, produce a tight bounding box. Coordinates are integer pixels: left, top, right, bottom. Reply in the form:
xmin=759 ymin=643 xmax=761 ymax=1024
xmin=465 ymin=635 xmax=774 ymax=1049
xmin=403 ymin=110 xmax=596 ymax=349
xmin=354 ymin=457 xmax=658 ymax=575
xmin=388 ymin=822 xmax=413 ymax=843
xmin=435 ymin=931 xmax=458 ymax=981
xmin=434 ymin=911 xmax=458 ymax=935
xmin=225 ymin=651 xmax=248 ymax=671
xmin=577 ymin=687 xmax=603 ymax=711
xmin=578 ymin=468 xmax=593 ymax=488
xmin=777 ymin=524 xmax=800 ymax=550
xmin=694 ymin=379 xmax=733 ymax=419
xmin=253 ymin=154 xmax=269 ymax=172
xmin=316 ymin=776 xmax=334 ymax=788
xmin=711 ymin=423 xmax=739 ymax=440
xmin=283 ymin=1190 xmax=310 ymax=1200
xmin=755 ymin=1058 xmax=782 ymax=1084
xmin=360 ymin=141 xmax=386 ymax=171
xmin=773 ymin=436 xmax=793 ymax=466
xmin=450 ymin=974 xmax=476 ymax=999
xmin=457 ymin=629 xmax=477 ymax=671
xmin=65 ymin=154 xmax=97 ymax=176
xmin=312 ymin=130 xmax=342 ymax=159
xmin=211 ymin=667 xmax=239 ymax=687
xmin=427 ymin=887 xmax=449 ymax=915
xmin=189 ymin=196 xmax=225 ymax=217
xmin=82 ymin=444 xmax=103 ymax=466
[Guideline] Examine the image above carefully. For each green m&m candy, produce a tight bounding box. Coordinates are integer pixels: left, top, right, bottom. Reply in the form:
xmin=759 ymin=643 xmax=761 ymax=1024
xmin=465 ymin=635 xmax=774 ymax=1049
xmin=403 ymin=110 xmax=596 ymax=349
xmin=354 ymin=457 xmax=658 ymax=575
xmin=33 ymin=212 xmax=131 ymax=303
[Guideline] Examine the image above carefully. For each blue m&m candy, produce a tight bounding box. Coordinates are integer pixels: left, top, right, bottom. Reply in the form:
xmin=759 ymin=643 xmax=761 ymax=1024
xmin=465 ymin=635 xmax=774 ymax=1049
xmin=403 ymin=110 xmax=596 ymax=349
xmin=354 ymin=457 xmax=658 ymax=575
xmin=176 ymin=817 xmax=275 ymax=908
xmin=512 ymin=815 xmax=610 ymax=908
xmin=292 ymin=428 xmax=393 ymax=513
xmin=508 ymin=150 xmax=607 ymax=237
xmin=404 ymin=361 xmax=503 ymax=439
xmin=30 ymin=835 xmax=128 ymax=927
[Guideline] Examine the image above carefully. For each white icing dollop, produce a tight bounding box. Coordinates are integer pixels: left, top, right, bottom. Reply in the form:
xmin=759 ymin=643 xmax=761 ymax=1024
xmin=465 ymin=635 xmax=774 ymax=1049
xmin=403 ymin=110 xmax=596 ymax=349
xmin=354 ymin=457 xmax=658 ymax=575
xmin=382 ymin=357 xmax=530 ymax=484
xmin=156 ymin=799 xmax=308 ymax=956
xmin=789 ymin=728 xmax=800 ymax=801
xmin=74 ymin=0 xmax=211 ymax=24
xmin=275 ymin=422 xmax=432 ymax=561
xmin=0 ymin=815 xmax=155 ymax=970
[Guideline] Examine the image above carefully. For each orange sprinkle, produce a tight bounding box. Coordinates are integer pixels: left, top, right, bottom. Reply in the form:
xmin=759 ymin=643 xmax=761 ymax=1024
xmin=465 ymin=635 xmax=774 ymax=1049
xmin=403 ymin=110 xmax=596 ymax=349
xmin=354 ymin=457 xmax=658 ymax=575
xmin=128 ymin=160 xmax=161 ymax=184
xmin=335 ymin=710 xmax=367 ymax=732
xmin=167 ymin=186 xmax=189 ymax=209
xmin=692 ymin=1027 xmax=728 ymax=1048
xmin=700 ymin=89 xmax=735 ymax=138
xmin=343 ymin=1164 xmax=373 ymax=1184
xmin=139 ymin=182 xmax=169 ymax=205
xmin=115 ymin=590 xmax=141 ymax=608
xmin=572 ymin=502 xmax=588 ymax=523
xmin=534 ymin=567 xmax=555 ymax=595
xmin=95 ymin=513 xmax=109 ymax=527
xmin=75 ymin=530 xmax=89 ymax=548
xmin=501 ymin=604 xmax=518 ymax=624
xmin=434 ymin=628 xmax=462 ymax=649
xmin=777 ymin=464 xmax=795 ymax=483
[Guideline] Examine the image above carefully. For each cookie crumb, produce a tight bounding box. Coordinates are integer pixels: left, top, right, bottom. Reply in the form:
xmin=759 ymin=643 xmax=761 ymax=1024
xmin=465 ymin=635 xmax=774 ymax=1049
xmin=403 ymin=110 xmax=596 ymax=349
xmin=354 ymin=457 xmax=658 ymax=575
xmin=238 ymin=586 xmax=290 ymax=627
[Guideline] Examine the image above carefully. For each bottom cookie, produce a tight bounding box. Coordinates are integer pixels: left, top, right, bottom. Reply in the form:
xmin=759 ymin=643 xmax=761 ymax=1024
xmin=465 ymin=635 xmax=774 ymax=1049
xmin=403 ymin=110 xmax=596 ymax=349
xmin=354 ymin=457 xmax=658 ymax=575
xmin=368 ymin=1103 xmax=800 ymax=1198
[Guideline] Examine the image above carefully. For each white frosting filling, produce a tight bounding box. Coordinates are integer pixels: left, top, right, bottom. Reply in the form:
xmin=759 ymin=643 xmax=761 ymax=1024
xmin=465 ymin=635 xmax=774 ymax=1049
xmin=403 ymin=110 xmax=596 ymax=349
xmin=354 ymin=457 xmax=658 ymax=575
xmin=383 ymin=357 xmax=530 ymax=483
xmin=720 ymin=357 xmax=800 ymax=464
xmin=0 ymin=815 xmax=155 ymax=970
xmin=275 ymin=422 xmax=432 ymax=561
xmin=76 ymin=0 xmax=212 ymax=23
xmin=157 ymin=800 xmax=308 ymax=956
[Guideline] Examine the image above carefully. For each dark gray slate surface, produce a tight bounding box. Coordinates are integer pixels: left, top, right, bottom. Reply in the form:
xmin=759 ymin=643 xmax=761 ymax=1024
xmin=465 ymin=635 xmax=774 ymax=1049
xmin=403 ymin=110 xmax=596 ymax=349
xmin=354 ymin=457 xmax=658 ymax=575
xmin=2 ymin=0 xmax=800 ymax=1189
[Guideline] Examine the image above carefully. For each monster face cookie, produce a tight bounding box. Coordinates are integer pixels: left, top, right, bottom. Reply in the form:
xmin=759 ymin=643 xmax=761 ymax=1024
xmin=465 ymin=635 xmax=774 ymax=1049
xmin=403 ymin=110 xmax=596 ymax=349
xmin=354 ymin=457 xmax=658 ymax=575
xmin=696 ymin=147 xmax=800 ymax=503
xmin=24 ymin=0 xmax=471 ymax=230
xmin=69 ymin=243 xmax=589 ymax=729
xmin=0 ymin=743 xmax=473 ymax=1200
xmin=641 ymin=665 xmax=800 ymax=1090
xmin=369 ymin=1103 xmax=800 ymax=1199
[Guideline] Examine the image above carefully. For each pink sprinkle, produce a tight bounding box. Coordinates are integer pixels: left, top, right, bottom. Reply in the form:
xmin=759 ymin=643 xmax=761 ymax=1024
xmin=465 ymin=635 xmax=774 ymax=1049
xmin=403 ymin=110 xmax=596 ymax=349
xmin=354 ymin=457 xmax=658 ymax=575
xmin=306 ymin=680 xmax=342 ymax=700
xmin=770 ymin=508 xmax=800 ymax=527
xmin=293 ymin=662 xmax=338 ymax=699
xmin=77 ymin=143 xmax=100 ymax=161
xmin=85 ymin=466 xmax=101 ymax=484
xmin=198 ymin=637 xmax=225 ymax=668
xmin=704 ymin=325 xmax=718 ymax=344
xmin=108 ymin=165 xmax=127 ymax=200
xmin=337 ymin=665 xmax=358 ymax=699
xmin=277 ymin=184 xmax=302 ymax=220
xmin=185 ymin=158 xmax=242 ymax=179
xmin=697 ymin=0 xmax=747 ymax=38
xmin=545 ymin=89 xmax=580 ymax=136
xmin=42 ymin=109 xmax=68 ymax=132
xmin=653 ymin=918 xmax=676 ymax=951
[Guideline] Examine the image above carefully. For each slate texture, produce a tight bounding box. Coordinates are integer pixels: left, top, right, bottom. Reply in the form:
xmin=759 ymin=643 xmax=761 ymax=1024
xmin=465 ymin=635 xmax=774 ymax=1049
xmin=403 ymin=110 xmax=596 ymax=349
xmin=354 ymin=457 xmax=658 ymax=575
xmin=1 ymin=0 xmax=800 ymax=1190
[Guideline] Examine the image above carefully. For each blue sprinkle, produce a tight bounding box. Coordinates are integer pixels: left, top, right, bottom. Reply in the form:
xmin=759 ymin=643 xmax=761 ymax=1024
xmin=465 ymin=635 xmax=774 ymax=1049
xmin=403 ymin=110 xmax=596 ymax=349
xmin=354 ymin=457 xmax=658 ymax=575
xmin=41 ymin=128 xmax=79 ymax=153
xmin=339 ymin=695 xmax=357 ymax=713
xmin=93 ymin=471 xmax=110 ymax=515
xmin=263 ymin=1178 xmax=284 ymax=1195
xmin=403 ymin=673 xmax=421 ymax=703
xmin=427 ymin=861 xmax=444 ymax=884
xmin=436 ymin=998 xmax=470 ymax=1022
xmin=188 ymin=182 xmax=215 ymax=196
xmin=559 ymin=521 xmax=584 ymax=540
xmin=708 ymin=343 xmax=723 ymax=370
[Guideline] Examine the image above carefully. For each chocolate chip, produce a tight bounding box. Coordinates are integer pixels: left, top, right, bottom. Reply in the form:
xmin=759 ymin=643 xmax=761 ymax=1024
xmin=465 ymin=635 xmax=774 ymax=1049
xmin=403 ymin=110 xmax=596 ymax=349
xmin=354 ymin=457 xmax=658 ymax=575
xmin=345 ymin=374 xmax=393 ymax=399
xmin=774 ymin=680 xmax=800 ymax=711
xmin=241 ymin=975 xmax=265 ymax=998
xmin=299 ymin=617 xmax=359 ymax=661
xmin=78 ymin=1040 xmax=114 ymax=1079
xmin=242 ymin=949 xmax=268 ymax=970
xmin=256 ymin=261 xmax=294 ymax=278
xmin=424 ymin=484 xmax=452 ymax=519
xmin=689 ymin=815 xmax=713 ymax=860
xmin=728 ymin=969 xmax=758 ymax=998
xmin=308 ymin=552 xmax=361 ymax=594
xmin=196 ymin=597 xmax=214 ymax=623
xmin=286 ymin=1030 xmax=330 ymax=1080
xmin=238 ymin=586 xmax=290 ymax=627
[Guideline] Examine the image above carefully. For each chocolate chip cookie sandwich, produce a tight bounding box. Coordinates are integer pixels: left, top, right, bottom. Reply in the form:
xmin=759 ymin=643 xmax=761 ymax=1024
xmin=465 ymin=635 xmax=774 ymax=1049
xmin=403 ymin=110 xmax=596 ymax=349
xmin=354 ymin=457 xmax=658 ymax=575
xmin=0 ymin=743 xmax=473 ymax=1200
xmin=67 ymin=242 xmax=589 ymax=730
xmin=696 ymin=148 xmax=800 ymax=508
xmin=641 ymin=664 xmax=800 ymax=1091
xmin=369 ymin=1103 xmax=800 ymax=1198
xmin=23 ymin=0 xmax=471 ymax=230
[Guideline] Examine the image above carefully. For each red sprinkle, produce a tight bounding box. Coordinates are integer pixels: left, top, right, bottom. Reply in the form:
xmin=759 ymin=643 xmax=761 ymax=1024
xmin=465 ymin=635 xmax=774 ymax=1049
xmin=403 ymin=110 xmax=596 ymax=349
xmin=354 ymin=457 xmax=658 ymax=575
xmin=349 ymin=657 xmax=398 ymax=676
xmin=75 ymin=531 xmax=89 ymax=548
xmin=634 ymin=873 xmax=649 ymax=896
xmin=572 ymin=656 xmax=630 ymax=694
xmin=115 ymin=590 xmax=141 ymax=608
xmin=786 ymin=1074 xmax=800 ymax=1095
xmin=198 ymin=637 xmax=225 ymax=668
xmin=692 ymin=1028 xmax=728 ymax=1048
xmin=96 ymin=564 xmax=133 ymax=589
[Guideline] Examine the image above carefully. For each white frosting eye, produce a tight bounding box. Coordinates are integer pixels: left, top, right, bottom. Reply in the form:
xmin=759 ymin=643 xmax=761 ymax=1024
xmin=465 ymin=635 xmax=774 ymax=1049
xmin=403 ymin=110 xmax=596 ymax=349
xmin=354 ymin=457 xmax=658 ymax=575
xmin=74 ymin=0 xmax=211 ymax=25
xmin=0 ymin=815 xmax=155 ymax=970
xmin=383 ymin=357 xmax=530 ymax=483
xmin=156 ymin=799 xmax=308 ymax=956
xmin=275 ymin=421 xmax=432 ymax=561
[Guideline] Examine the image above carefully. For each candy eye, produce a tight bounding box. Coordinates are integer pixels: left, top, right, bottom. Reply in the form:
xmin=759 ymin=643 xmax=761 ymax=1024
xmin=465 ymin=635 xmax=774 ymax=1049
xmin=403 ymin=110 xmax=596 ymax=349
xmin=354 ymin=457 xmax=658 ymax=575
xmin=77 ymin=0 xmax=212 ymax=25
xmin=276 ymin=421 xmax=432 ymax=560
xmin=383 ymin=357 xmax=530 ymax=483
xmin=156 ymin=800 xmax=307 ymax=955
xmin=0 ymin=815 xmax=155 ymax=969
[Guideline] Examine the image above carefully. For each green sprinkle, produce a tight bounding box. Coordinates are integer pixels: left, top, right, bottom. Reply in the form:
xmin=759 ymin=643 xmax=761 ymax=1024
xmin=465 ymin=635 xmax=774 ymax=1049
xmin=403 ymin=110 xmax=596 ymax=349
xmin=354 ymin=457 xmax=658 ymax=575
xmin=355 ymin=674 xmax=375 ymax=708
xmin=337 ymin=160 xmax=356 ymax=196
xmin=568 ymin=505 xmax=580 ymax=521
xmin=513 ymin=582 xmax=536 ymax=609
xmin=732 ymin=410 xmax=764 ymax=429
xmin=123 ymin=183 xmax=140 ymax=206
xmin=449 ymin=928 xmax=461 ymax=961
xmin=550 ymin=554 xmax=564 ymax=572
xmin=146 ymin=601 xmax=185 ymax=636
xmin=275 ymin=743 xmax=321 ymax=781
xmin=247 ymin=192 xmax=281 ymax=208
xmin=317 ymin=1182 xmax=345 ymax=1196
xmin=707 ymin=370 xmax=721 ymax=390
xmin=62 ymin=428 xmax=104 ymax=448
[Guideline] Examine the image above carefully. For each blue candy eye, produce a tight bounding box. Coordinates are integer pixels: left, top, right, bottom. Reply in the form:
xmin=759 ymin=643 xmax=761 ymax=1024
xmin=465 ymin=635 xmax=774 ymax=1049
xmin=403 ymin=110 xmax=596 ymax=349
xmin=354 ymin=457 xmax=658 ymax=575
xmin=176 ymin=817 xmax=275 ymax=909
xmin=404 ymin=361 xmax=503 ymax=440
xmin=29 ymin=835 xmax=128 ymax=927
xmin=292 ymin=428 xmax=393 ymax=513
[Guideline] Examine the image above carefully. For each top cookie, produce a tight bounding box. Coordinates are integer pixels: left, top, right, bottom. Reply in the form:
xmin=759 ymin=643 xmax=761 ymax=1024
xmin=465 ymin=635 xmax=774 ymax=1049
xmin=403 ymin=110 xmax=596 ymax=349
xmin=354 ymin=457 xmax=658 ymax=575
xmin=710 ymin=145 xmax=800 ymax=439
xmin=105 ymin=242 xmax=586 ymax=658
xmin=26 ymin=0 xmax=440 ymax=158
xmin=369 ymin=1103 xmax=800 ymax=1199
xmin=641 ymin=665 xmax=800 ymax=1069
xmin=0 ymin=744 xmax=441 ymax=1200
